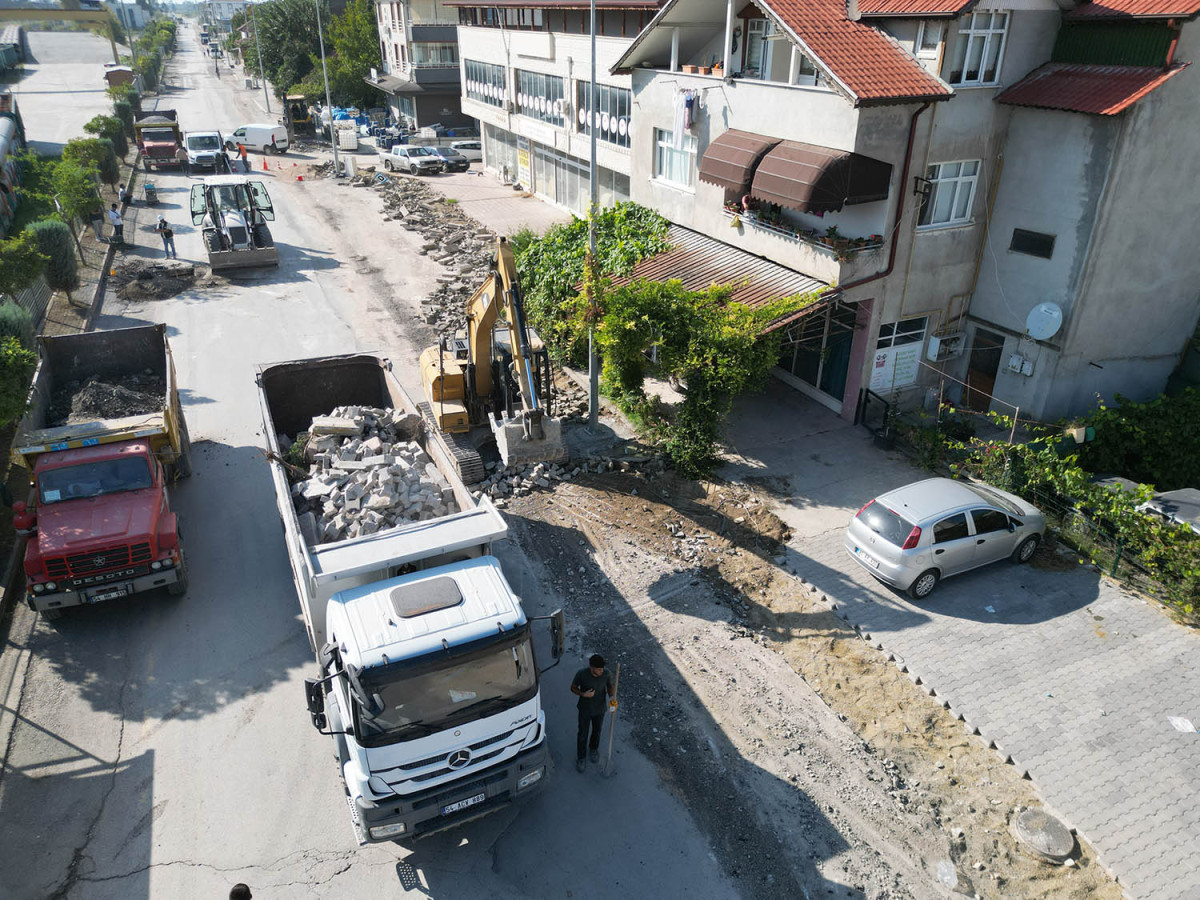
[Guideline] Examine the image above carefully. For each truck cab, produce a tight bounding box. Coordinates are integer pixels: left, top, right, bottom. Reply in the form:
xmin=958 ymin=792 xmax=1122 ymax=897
xmin=185 ymin=130 xmax=225 ymax=171
xmin=23 ymin=440 xmax=187 ymax=615
xmin=310 ymin=556 xmax=548 ymax=843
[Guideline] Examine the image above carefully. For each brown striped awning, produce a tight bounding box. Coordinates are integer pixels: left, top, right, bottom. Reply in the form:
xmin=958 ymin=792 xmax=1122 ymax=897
xmin=750 ymin=141 xmax=893 ymax=214
xmin=697 ymin=130 xmax=781 ymax=196
xmin=608 ymin=225 xmax=835 ymax=331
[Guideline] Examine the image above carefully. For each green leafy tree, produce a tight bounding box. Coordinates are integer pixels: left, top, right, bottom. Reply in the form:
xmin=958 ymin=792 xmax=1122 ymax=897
xmin=248 ymin=0 xmax=327 ymax=100
xmin=84 ymin=114 xmax=128 ymax=157
xmin=28 ymin=220 xmax=79 ymax=301
xmin=63 ymin=137 xmax=120 ymax=190
xmin=50 ymin=159 xmax=102 ymax=260
xmin=0 ymin=336 xmax=38 ymax=428
xmin=0 ymin=301 xmax=36 ymax=351
xmin=325 ymin=0 xmax=381 ymax=108
xmin=113 ymin=99 xmax=135 ymax=138
xmin=0 ymin=232 xmax=48 ymax=303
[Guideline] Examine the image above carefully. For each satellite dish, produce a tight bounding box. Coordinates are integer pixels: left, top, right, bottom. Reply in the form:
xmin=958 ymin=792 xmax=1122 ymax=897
xmin=1026 ymin=302 xmax=1063 ymax=341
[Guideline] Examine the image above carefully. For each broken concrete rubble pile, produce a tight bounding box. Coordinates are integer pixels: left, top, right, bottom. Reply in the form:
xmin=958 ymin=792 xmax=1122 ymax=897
xmin=470 ymin=455 xmax=665 ymax=508
xmin=373 ymin=176 xmax=497 ymax=336
xmin=288 ymin=406 xmax=457 ymax=546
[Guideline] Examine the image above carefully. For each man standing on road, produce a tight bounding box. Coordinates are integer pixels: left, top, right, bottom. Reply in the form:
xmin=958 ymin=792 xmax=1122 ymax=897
xmin=229 ymin=885 xmax=252 ymax=900
xmin=175 ymin=144 xmax=189 ymax=175
xmin=571 ymin=654 xmax=616 ymax=772
xmin=107 ymin=203 xmax=124 ymax=245
xmin=154 ymin=215 xmax=176 ymax=259
xmin=238 ymin=143 xmax=249 ymax=172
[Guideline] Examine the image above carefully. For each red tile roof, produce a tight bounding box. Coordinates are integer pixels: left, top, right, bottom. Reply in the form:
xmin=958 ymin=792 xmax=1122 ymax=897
xmin=767 ymin=0 xmax=953 ymax=103
xmin=858 ymin=0 xmax=976 ymax=17
xmin=997 ymin=62 xmax=1190 ymax=115
xmin=1066 ymin=0 xmax=1200 ymax=19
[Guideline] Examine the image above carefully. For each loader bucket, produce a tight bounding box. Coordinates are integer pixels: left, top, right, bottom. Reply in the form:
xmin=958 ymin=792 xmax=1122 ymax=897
xmin=492 ymin=411 xmax=568 ymax=468
xmin=207 ymin=247 xmax=280 ymax=271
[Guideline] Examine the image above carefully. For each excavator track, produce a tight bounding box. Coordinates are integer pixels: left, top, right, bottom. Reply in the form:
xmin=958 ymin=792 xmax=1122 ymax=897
xmin=418 ymin=401 xmax=486 ymax=485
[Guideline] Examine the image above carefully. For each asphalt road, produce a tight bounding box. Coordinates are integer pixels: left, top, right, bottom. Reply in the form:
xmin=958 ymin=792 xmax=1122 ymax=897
xmin=9 ymin=31 xmax=123 ymax=155
xmin=0 ymin=29 xmax=737 ymax=899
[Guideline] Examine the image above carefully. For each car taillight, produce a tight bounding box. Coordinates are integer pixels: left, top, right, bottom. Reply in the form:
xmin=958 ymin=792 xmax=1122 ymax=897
xmin=856 ymin=500 xmax=874 ymax=518
xmin=901 ymin=526 xmax=922 ymax=550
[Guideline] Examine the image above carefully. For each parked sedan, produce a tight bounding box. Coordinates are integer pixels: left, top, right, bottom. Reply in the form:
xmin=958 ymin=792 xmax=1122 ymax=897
xmin=845 ymin=478 xmax=1045 ymax=600
xmin=431 ymin=146 xmax=471 ymax=173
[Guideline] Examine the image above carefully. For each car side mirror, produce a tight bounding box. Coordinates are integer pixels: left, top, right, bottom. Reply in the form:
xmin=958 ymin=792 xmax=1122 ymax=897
xmin=549 ymin=609 xmax=565 ymax=660
xmin=304 ymin=678 xmax=327 ymax=730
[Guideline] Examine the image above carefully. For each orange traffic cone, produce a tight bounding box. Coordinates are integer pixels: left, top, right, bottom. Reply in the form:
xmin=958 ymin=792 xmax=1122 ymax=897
xmin=262 ymin=157 xmax=269 ymax=171
xmin=296 ymin=174 xmax=304 ymax=182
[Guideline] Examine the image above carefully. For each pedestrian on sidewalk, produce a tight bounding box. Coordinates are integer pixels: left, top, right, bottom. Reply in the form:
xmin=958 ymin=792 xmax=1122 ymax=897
xmin=154 ymin=215 xmax=176 ymax=259
xmin=107 ymin=203 xmax=124 ymax=245
xmin=238 ymin=143 xmax=249 ymax=172
xmin=118 ymin=183 xmax=133 ymax=206
xmin=87 ymin=206 xmax=104 ymax=241
xmin=571 ymin=654 xmax=616 ymax=772
xmin=175 ymin=144 xmax=190 ymax=175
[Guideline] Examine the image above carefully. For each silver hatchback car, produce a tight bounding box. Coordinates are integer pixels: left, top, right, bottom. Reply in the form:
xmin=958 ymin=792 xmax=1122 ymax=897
xmin=845 ymin=478 xmax=1046 ymax=600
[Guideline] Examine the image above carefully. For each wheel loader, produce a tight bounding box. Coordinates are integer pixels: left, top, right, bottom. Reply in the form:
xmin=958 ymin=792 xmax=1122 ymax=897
xmin=419 ymin=237 xmax=568 ymax=480
xmin=189 ymin=175 xmax=279 ymax=271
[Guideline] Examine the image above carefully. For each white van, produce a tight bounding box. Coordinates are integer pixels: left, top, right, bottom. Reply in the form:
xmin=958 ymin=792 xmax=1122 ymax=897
xmin=226 ymin=124 xmax=289 ymax=154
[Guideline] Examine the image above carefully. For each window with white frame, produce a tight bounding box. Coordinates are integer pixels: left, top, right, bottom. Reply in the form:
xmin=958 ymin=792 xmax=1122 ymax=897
xmin=949 ymin=11 xmax=1009 ymax=85
xmin=411 ymin=42 xmax=458 ymax=66
xmin=465 ymin=59 xmax=507 ymax=108
xmin=744 ymin=19 xmax=775 ymax=77
xmin=869 ymin=317 xmax=928 ymax=392
xmin=517 ymin=70 xmax=565 ymax=126
xmin=915 ymin=20 xmax=943 ymax=59
xmin=576 ymin=82 xmax=632 ymax=149
xmin=653 ymin=129 xmax=696 ymax=189
xmin=918 ymin=160 xmax=979 ymax=227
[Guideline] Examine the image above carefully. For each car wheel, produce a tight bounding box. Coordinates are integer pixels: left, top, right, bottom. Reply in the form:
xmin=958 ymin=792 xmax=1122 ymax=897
xmin=1012 ymin=535 xmax=1040 ymax=564
xmin=908 ymin=569 xmax=939 ymax=600
xmin=410 ymin=164 xmax=419 ymax=175
xmin=384 ymin=160 xmax=393 ymax=171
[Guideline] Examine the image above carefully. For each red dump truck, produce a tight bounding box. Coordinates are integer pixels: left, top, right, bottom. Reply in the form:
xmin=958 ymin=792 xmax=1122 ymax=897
xmin=11 ymin=325 xmax=193 ymax=619
xmin=135 ymin=108 xmax=183 ymax=171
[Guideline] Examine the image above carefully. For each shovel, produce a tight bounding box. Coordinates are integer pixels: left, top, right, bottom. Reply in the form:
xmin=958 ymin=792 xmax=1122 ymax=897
xmin=601 ymin=663 xmax=621 ymax=778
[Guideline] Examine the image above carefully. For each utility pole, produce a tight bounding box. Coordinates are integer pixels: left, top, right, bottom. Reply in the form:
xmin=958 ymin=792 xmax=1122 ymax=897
xmin=586 ymin=0 xmax=599 ymax=428
xmin=315 ymin=0 xmax=340 ymax=175
xmin=249 ymin=1 xmax=270 ymax=113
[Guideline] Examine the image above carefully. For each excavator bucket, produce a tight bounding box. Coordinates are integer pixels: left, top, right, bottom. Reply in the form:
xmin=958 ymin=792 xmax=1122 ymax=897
xmin=492 ymin=409 xmax=568 ymax=468
xmin=207 ymin=246 xmax=279 ymax=271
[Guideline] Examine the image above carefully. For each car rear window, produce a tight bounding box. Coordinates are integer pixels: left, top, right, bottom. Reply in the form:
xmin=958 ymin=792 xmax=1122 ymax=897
xmin=857 ymin=501 xmax=916 ymax=547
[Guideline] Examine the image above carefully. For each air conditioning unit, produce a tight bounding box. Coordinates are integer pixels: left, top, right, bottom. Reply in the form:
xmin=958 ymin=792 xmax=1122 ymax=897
xmin=925 ymin=332 xmax=964 ymax=362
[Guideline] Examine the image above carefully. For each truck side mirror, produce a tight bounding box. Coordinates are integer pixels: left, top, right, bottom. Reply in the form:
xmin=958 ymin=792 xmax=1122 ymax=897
xmin=549 ymin=609 xmax=565 ymax=660
xmin=304 ymin=678 xmax=327 ymax=730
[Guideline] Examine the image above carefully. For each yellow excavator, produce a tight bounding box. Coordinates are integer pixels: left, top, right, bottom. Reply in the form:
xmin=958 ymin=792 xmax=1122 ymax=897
xmin=419 ymin=237 xmax=568 ymax=481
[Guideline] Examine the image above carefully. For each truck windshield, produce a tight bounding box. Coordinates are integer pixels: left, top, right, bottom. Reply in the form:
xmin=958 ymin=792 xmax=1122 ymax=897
xmin=188 ymin=135 xmax=221 ymax=150
xmin=354 ymin=630 xmax=538 ymax=747
xmin=39 ymin=457 xmax=153 ymax=505
xmin=141 ymin=129 xmax=177 ymax=142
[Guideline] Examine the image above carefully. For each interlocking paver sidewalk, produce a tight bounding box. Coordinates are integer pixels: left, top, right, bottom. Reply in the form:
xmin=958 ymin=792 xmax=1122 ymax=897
xmin=722 ymin=380 xmax=1200 ymax=900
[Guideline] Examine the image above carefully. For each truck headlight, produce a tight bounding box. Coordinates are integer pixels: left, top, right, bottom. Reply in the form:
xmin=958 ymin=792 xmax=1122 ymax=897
xmin=150 ymin=561 xmax=162 ymax=570
xmin=46 ymin=582 xmax=56 ymax=592
xmin=31 ymin=583 xmax=45 ymax=593
xmin=369 ymin=823 xmax=406 ymax=839
xmin=517 ymin=767 xmax=544 ymax=791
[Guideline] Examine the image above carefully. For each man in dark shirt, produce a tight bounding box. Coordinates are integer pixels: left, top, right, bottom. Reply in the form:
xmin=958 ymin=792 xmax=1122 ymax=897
xmin=571 ymin=654 xmax=616 ymax=772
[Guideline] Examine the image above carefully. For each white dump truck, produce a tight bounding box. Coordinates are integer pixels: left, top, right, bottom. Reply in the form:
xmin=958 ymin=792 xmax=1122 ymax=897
xmin=257 ymin=352 xmax=562 ymax=843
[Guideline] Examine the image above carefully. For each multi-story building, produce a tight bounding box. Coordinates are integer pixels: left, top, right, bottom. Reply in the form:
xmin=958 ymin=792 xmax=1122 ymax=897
xmin=611 ymin=0 xmax=1200 ymax=422
xmin=205 ymin=0 xmax=251 ymax=33
xmin=447 ymin=0 xmax=661 ymax=214
xmin=366 ymin=0 xmax=473 ymax=130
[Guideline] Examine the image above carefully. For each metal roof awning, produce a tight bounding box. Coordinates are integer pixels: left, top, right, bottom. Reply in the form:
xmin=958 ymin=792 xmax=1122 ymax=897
xmin=608 ymin=225 xmax=834 ymax=331
xmin=697 ymin=130 xmax=781 ymax=196
xmin=749 ymin=141 xmax=893 ymax=214
xmin=365 ymin=74 xmax=425 ymax=95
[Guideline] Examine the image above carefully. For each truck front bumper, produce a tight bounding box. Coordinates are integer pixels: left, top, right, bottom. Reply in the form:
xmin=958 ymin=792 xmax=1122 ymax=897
xmin=352 ymin=740 xmax=549 ymax=844
xmin=28 ymin=563 xmax=183 ymax=613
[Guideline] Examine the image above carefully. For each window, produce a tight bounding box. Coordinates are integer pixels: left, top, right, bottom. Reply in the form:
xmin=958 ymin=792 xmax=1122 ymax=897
xmin=465 ymin=59 xmax=506 ymax=108
xmin=516 ymin=70 xmax=565 ymax=126
xmin=876 ymin=316 xmax=928 ymax=349
xmin=653 ymin=129 xmax=696 ymax=189
xmin=933 ymin=513 xmax=970 ymax=544
xmin=916 ymin=20 xmax=943 ymax=59
xmin=411 ymin=42 xmax=458 ymax=67
xmin=869 ymin=316 xmax=927 ymax=392
xmin=744 ymin=19 xmax=775 ymax=77
xmin=971 ymin=508 xmax=1010 ymax=535
xmin=1010 ymin=229 xmax=1055 ymax=259
xmin=949 ymin=11 xmax=1008 ymax=85
xmin=576 ymin=82 xmax=632 ymax=149
xmin=918 ymin=160 xmax=979 ymax=227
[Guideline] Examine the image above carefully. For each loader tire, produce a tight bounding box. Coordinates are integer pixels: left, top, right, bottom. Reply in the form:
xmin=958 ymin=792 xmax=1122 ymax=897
xmin=205 ymin=230 xmax=222 ymax=253
xmin=253 ymin=224 xmax=274 ymax=248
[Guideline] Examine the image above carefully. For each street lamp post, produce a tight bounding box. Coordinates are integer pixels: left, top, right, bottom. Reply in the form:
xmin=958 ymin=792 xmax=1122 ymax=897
xmin=315 ymin=0 xmax=340 ymax=175
xmin=249 ymin=2 xmax=271 ymax=113
xmin=586 ymin=0 xmax=599 ymax=428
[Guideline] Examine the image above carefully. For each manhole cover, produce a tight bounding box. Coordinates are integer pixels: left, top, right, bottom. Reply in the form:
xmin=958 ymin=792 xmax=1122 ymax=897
xmin=1012 ymin=807 xmax=1075 ymax=862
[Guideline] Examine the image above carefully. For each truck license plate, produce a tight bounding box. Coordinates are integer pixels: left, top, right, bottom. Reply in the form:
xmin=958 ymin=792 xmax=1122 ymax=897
xmin=441 ymin=792 xmax=485 ymax=816
xmin=89 ymin=586 xmax=129 ymax=603
xmin=855 ymin=547 xmax=880 ymax=569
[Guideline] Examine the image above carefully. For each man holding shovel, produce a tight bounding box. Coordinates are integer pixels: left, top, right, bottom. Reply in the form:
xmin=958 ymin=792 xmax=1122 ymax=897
xmin=571 ymin=654 xmax=617 ymax=773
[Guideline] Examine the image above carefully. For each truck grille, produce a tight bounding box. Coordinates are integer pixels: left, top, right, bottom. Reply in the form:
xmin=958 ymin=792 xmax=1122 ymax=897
xmin=390 ymin=728 xmax=515 ymax=773
xmin=45 ymin=542 xmax=153 ymax=578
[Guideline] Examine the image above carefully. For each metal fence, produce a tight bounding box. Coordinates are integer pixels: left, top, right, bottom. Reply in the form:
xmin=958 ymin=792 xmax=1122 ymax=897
xmin=11 ymin=276 xmax=51 ymax=330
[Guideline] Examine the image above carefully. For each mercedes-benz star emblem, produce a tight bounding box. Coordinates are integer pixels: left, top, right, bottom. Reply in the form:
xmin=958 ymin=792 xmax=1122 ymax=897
xmin=447 ymin=749 xmax=471 ymax=770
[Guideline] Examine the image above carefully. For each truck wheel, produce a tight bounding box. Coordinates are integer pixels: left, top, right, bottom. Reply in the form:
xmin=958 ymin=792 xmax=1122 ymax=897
xmin=410 ymin=164 xmax=420 ymax=175
xmin=205 ymin=230 xmax=222 ymax=253
xmin=253 ymin=224 xmax=274 ymax=248
xmin=143 ymin=157 xmax=151 ymax=172
xmin=167 ymin=558 xmax=189 ymax=596
xmin=384 ymin=160 xmax=393 ymax=172
xmin=174 ymin=415 xmax=193 ymax=479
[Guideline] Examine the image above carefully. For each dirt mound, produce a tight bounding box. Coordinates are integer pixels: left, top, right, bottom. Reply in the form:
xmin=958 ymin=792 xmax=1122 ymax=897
xmin=47 ymin=374 xmax=166 ymax=426
xmin=112 ymin=259 xmax=197 ymax=301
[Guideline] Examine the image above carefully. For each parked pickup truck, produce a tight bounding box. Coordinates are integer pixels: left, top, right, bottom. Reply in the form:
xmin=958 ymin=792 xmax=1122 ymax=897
xmin=257 ymin=352 xmax=562 ymax=843
xmin=12 ymin=325 xmax=192 ymax=619
xmin=135 ymin=109 xmax=182 ymax=171
xmin=378 ymin=144 xmax=443 ymax=175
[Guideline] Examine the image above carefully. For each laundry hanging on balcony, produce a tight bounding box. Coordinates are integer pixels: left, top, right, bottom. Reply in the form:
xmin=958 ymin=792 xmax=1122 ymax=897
xmin=673 ymin=89 xmax=699 ymax=147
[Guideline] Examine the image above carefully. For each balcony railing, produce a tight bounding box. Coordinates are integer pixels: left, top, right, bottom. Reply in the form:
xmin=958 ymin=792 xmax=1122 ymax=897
xmin=722 ymin=208 xmax=883 ymax=261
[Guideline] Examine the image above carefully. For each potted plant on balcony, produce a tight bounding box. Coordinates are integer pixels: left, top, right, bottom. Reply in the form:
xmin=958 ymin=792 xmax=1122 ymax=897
xmin=682 ymin=64 xmax=699 ymax=74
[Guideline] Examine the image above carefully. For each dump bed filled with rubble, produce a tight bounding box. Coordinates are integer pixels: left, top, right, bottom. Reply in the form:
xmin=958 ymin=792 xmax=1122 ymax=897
xmin=287 ymin=406 xmax=459 ymax=547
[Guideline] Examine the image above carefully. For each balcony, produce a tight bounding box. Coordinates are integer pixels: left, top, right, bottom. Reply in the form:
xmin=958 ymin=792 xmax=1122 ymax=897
xmin=721 ymin=208 xmax=884 ymax=283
